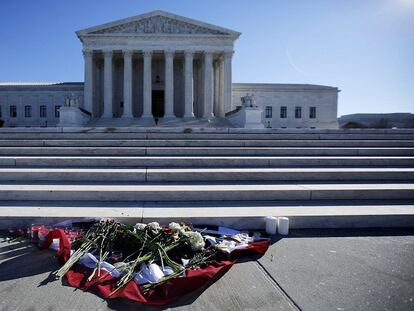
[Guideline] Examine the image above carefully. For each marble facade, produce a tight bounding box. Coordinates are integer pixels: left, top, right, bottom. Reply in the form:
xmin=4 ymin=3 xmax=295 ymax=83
xmin=78 ymin=11 xmax=239 ymax=124
xmin=0 ymin=11 xmax=339 ymax=128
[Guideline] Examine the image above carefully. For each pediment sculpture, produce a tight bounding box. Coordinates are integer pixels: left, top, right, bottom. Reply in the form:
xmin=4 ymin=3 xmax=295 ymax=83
xmin=91 ymin=16 xmax=228 ymax=35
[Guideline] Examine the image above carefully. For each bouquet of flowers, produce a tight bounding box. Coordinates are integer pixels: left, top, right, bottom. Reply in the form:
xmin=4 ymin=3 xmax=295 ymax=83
xmin=43 ymin=219 xmax=269 ymax=305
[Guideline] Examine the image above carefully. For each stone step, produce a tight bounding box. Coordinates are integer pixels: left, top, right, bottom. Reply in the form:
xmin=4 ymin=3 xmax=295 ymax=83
xmin=1 ymin=139 xmax=414 ymax=147
xmin=0 ymin=132 xmax=413 ymax=140
xmin=0 ymin=183 xmax=413 ymax=202
xmin=1 ymin=156 xmax=413 ymax=168
xmin=1 ymin=127 xmax=413 ymax=134
xmin=0 ymin=147 xmax=413 ymax=156
xmin=1 ymin=202 xmax=413 ymax=229
xmin=0 ymin=168 xmax=413 ymax=182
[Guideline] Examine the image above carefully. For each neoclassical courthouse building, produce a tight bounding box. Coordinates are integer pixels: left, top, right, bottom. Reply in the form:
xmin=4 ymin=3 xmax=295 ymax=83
xmin=0 ymin=11 xmax=339 ymax=128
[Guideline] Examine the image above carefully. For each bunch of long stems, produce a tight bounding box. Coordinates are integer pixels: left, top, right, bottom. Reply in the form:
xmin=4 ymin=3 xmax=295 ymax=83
xmin=54 ymin=220 xmax=120 ymax=279
xmin=53 ymin=236 xmax=95 ymax=278
xmin=109 ymin=234 xmax=183 ymax=296
xmin=140 ymin=247 xmax=216 ymax=294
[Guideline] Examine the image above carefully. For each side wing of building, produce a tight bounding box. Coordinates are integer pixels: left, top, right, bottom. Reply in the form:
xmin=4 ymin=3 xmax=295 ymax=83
xmin=232 ymin=83 xmax=339 ymax=129
xmin=0 ymin=83 xmax=84 ymax=127
xmin=0 ymin=82 xmax=339 ymax=129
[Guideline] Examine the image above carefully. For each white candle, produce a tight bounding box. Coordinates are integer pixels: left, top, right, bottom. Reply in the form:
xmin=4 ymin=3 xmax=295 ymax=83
xmin=49 ymin=238 xmax=60 ymax=251
xmin=265 ymin=216 xmax=277 ymax=235
xmin=278 ymin=217 xmax=289 ymax=235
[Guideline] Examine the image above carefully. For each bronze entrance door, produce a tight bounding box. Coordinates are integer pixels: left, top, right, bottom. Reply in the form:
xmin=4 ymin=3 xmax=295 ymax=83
xmin=152 ymin=90 xmax=165 ymax=118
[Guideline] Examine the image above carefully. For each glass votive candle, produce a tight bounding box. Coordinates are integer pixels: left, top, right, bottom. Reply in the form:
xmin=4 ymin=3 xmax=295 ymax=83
xmin=31 ymin=224 xmax=45 ymax=243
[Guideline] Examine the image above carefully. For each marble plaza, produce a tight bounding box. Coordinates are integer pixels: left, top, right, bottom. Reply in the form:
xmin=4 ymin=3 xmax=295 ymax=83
xmin=0 ymin=11 xmax=339 ymax=128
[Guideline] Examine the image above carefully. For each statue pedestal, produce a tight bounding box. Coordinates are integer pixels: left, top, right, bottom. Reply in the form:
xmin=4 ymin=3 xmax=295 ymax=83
xmin=57 ymin=106 xmax=91 ymax=127
xmin=226 ymin=106 xmax=264 ymax=129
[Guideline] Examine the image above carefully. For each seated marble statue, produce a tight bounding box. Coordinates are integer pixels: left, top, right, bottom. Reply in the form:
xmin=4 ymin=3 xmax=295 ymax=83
xmin=240 ymin=93 xmax=256 ymax=108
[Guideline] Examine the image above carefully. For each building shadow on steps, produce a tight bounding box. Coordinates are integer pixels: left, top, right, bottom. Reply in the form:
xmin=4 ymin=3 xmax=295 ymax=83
xmin=0 ymin=241 xmax=60 ymax=283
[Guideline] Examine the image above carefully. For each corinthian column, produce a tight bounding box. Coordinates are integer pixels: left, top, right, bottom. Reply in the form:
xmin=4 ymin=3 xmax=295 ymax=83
xmin=103 ymin=50 xmax=113 ymax=118
xmin=223 ymin=51 xmax=233 ymax=115
xmin=83 ymin=50 xmax=94 ymax=116
xmin=164 ymin=50 xmax=175 ymax=118
xmin=142 ymin=50 xmax=152 ymax=118
xmin=183 ymin=51 xmax=194 ymax=118
xmin=122 ymin=51 xmax=133 ymax=118
xmin=203 ymin=51 xmax=214 ymax=118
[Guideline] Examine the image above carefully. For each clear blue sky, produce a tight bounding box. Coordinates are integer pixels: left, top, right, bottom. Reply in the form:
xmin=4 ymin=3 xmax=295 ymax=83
xmin=0 ymin=0 xmax=413 ymax=116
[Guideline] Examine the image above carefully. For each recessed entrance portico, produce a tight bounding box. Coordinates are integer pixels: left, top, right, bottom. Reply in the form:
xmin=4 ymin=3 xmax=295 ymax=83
xmin=152 ymin=90 xmax=165 ymax=118
xmin=77 ymin=11 xmax=240 ymax=124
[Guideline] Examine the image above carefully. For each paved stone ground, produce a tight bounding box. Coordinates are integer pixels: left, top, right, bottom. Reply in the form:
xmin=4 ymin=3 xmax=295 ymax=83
xmin=0 ymin=228 xmax=413 ymax=311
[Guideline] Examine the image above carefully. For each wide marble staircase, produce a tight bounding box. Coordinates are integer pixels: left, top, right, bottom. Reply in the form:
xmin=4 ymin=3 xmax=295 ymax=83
xmin=0 ymin=128 xmax=413 ymax=229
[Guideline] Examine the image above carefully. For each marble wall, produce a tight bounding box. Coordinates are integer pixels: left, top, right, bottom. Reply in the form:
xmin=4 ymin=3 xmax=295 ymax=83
xmin=0 ymin=83 xmax=84 ymax=127
xmin=232 ymin=83 xmax=339 ymax=129
xmin=0 ymin=82 xmax=339 ymax=128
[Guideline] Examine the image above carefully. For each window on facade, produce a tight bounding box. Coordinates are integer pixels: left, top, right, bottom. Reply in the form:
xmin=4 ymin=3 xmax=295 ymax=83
xmin=25 ymin=105 xmax=32 ymax=118
xmin=295 ymin=106 xmax=302 ymax=119
xmin=40 ymin=105 xmax=47 ymax=118
xmin=55 ymin=105 xmax=61 ymax=118
xmin=309 ymin=107 xmax=316 ymax=119
xmin=265 ymin=106 xmax=272 ymax=118
xmin=280 ymin=106 xmax=287 ymax=118
xmin=10 ymin=106 xmax=17 ymax=118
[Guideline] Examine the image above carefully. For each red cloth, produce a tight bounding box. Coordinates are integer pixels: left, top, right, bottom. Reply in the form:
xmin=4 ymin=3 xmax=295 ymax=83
xmin=231 ymin=240 xmax=270 ymax=257
xmin=65 ymin=261 xmax=234 ymax=306
xmin=44 ymin=229 xmax=269 ymax=305
xmin=41 ymin=229 xmax=72 ymax=263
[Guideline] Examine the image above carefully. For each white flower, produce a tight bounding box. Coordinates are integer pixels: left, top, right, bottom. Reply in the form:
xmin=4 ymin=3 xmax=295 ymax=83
xmin=134 ymin=223 xmax=147 ymax=231
xmin=147 ymin=222 xmax=161 ymax=232
xmin=181 ymin=258 xmax=190 ymax=267
xmin=169 ymin=222 xmax=181 ymax=232
xmin=216 ymin=240 xmax=237 ymax=254
xmin=186 ymin=231 xmax=205 ymax=251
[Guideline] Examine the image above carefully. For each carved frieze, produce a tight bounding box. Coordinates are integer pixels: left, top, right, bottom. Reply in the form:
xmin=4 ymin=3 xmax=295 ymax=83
xmin=91 ymin=16 xmax=228 ymax=35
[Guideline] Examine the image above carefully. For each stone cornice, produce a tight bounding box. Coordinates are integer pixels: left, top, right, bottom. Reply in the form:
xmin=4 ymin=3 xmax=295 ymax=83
xmin=0 ymin=84 xmax=84 ymax=92
xmin=84 ymin=48 xmax=234 ymax=55
xmin=232 ymin=83 xmax=339 ymax=92
xmin=79 ymin=34 xmax=239 ymax=44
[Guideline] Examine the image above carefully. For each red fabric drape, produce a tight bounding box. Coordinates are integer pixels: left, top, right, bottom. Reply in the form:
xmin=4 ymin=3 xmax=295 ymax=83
xmin=41 ymin=229 xmax=72 ymax=263
xmin=44 ymin=229 xmax=269 ymax=305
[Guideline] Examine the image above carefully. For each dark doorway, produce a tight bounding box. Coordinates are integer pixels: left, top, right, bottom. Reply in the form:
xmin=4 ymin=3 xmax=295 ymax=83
xmin=152 ymin=90 xmax=164 ymax=118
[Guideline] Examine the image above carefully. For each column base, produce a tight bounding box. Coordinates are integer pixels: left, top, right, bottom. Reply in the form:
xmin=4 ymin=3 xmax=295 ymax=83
xmin=158 ymin=116 xmax=181 ymax=126
xmin=137 ymin=116 xmax=156 ymax=126
xmin=203 ymin=114 xmax=215 ymax=119
xmin=183 ymin=114 xmax=195 ymax=120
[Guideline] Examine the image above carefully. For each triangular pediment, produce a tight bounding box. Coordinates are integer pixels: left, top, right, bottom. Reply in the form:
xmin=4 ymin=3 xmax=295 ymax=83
xmin=77 ymin=11 xmax=240 ymax=37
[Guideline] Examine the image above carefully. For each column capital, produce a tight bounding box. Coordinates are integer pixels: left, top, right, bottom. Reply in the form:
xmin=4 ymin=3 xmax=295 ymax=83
xmin=123 ymin=50 xmax=133 ymax=58
xmin=223 ymin=51 xmax=234 ymax=59
xmin=142 ymin=50 xmax=153 ymax=57
xmin=164 ymin=50 xmax=175 ymax=58
xmin=203 ymin=51 xmax=214 ymax=57
xmin=82 ymin=50 xmax=93 ymax=58
xmin=103 ymin=50 xmax=113 ymax=58
xmin=184 ymin=50 xmax=195 ymax=57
